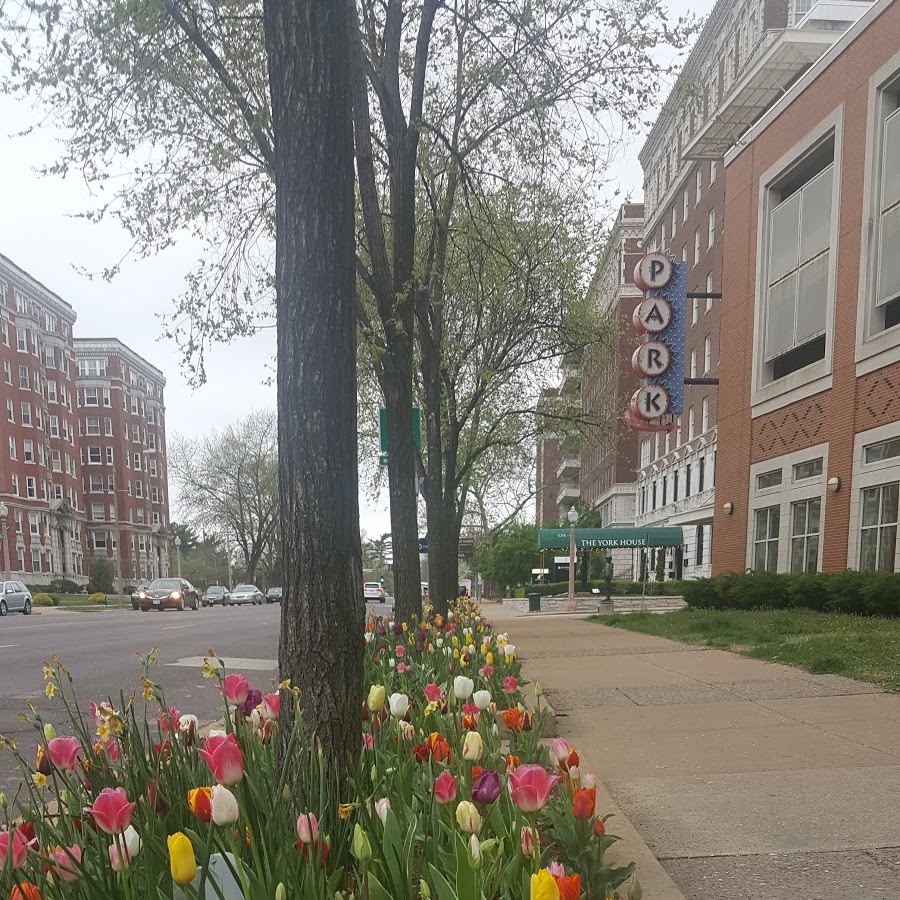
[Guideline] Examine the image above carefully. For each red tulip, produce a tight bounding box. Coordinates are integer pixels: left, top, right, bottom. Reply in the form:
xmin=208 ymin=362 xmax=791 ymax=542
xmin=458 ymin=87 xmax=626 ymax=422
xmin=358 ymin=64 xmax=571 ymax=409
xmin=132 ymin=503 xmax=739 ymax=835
xmin=424 ymin=683 xmax=442 ymax=703
xmin=188 ymin=787 xmax=212 ymax=822
xmin=197 ymin=734 xmax=244 ymax=786
xmin=47 ymin=736 xmax=81 ymax=774
xmin=412 ymin=742 xmax=429 ymax=762
xmin=507 ymin=764 xmax=561 ymax=813
xmin=553 ymin=872 xmax=581 ymax=900
xmin=427 ymin=732 xmax=451 ymax=763
xmin=222 ymin=674 xmax=251 ymax=707
xmin=593 ymin=817 xmax=605 ymax=837
xmin=572 ymin=787 xmax=596 ymax=820
xmin=433 ymin=771 xmax=457 ymax=805
xmin=87 ymin=788 xmax=136 ymax=835
xmin=0 ymin=830 xmax=27 ymax=869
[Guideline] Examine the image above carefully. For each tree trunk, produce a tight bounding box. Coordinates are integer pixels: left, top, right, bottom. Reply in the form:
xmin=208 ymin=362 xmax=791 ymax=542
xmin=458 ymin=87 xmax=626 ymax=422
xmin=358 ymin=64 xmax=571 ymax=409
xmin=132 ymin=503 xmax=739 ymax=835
xmin=263 ymin=0 xmax=363 ymax=770
xmin=427 ymin=492 xmax=459 ymax=620
xmin=382 ymin=366 xmax=422 ymax=624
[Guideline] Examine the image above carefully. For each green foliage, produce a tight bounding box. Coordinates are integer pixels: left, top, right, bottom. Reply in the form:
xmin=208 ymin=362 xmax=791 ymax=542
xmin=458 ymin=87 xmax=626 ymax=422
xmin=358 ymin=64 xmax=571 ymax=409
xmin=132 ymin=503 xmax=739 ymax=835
xmin=475 ymin=523 xmax=538 ymax=587
xmin=47 ymin=578 xmax=81 ymax=594
xmin=88 ymin=558 xmax=114 ymax=594
xmin=682 ymin=570 xmax=900 ymax=617
xmin=32 ymin=592 xmax=53 ymax=607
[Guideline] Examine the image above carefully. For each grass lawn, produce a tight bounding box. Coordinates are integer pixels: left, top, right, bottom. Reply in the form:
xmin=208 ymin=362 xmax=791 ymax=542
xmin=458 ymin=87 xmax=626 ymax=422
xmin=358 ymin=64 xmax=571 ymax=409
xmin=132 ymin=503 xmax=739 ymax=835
xmin=591 ymin=607 xmax=900 ymax=691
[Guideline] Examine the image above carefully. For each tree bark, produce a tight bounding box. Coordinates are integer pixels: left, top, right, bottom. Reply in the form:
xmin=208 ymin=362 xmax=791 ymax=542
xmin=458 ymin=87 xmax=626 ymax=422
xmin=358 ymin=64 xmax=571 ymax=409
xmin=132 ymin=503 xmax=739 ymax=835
xmin=263 ymin=0 xmax=363 ymax=769
xmin=426 ymin=492 xmax=459 ymax=620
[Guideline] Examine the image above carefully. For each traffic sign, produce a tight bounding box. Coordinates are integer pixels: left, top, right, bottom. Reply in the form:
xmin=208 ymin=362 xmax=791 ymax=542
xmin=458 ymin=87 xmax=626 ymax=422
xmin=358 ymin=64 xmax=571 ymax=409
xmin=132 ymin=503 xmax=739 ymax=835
xmin=379 ymin=408 xmax=422 ymax=454
xmin=632 ymin=340 xmax=671 ymax=377
xmin=634 ymin=252 xmax=673 ymax=291
xmin=418 ymin=536 xmax=428 ymax=554
xmin=378 ymin=454 xmax=388 ymax=467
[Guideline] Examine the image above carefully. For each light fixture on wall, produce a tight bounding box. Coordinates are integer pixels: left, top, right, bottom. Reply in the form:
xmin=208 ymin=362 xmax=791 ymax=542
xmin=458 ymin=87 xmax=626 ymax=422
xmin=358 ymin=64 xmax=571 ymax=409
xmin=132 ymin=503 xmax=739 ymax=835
xmin=722 ymin=501 xmax=734 ymax=515
xmin=827 ymin=476 xmax=841 ymax=493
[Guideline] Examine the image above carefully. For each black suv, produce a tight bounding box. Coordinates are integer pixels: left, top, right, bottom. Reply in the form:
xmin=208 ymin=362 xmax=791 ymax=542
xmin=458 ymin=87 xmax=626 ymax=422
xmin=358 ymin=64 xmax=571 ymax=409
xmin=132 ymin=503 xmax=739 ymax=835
xmin=266 ymin=587 xmax=283 ymax=604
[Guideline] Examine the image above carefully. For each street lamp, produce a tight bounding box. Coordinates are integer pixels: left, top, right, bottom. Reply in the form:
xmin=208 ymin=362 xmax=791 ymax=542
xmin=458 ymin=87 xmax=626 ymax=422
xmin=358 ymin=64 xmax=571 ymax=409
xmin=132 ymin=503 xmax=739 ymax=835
xmin=174 ymin=534 xmax=182 ymax=578
xmin=0 ymin=501 xmax=8 ymax=581
xmin=567 ymin=506 xmax=579 ymax=612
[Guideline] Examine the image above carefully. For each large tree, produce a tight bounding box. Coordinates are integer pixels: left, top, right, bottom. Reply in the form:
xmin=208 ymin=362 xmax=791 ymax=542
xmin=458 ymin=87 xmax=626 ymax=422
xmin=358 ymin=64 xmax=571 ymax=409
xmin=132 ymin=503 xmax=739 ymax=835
xmin=261 ymin=0 xmax=363 ymax=761
xmin=170 ymin=410 xmax=279 ymax=583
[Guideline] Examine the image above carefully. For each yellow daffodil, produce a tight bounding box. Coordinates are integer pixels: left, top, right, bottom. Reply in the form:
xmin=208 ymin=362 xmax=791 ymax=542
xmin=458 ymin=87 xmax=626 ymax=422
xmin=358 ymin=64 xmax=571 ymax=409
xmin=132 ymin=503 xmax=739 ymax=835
xmin=278 ymin=679 xmax=292 ymax=691
xmin=167 ymin=832 xmax=197 ymax=885
xmin=45 ymin=683 xmax=56 ymax=700
xmin=424 ymin=701 xmax=438 ymax=716
xmin=32 ymin=772 xmax=47 ymax=789
xmin=338 ymin=803 xmax=355 ymax=820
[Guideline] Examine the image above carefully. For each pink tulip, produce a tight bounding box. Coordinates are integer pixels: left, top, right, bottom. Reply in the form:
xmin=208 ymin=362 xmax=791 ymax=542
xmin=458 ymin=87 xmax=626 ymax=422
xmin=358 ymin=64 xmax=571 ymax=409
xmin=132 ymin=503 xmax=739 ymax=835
xmin=507 ymin=764 xmax=561 ymax=813
xmin=197 ymin=733 xmax=245 ymax=786
xmin=479 ymin=665 xmax=494 ymax=677
xmin=108 ymin=842 xmax=131 ymax=872
xmin=51 ymin=844 xmax=82 ymax=882
xmin=424 ymin=683 xmax=442 ymax=703
xmin=47 ymin=736 xmax=81 ymax=773
xmin=502 ymin=676 xmax=518 ymax=694
xmin=550 ymin=738 xmax=572 ymax=765
xmin=395 ymin=644 xmax=405 ymax=658
xmin=0 ymin=829 xmax=27 ymax=869
xmin=362 ymin=733 xmax=374 ymax=750
xmin=262 ymin=692 xmax=281 ymax=720
xmin=88 ymin=787 xmax=137 ymax=834
xmin=222 ymin=674 xmax=251 ymax=706
xmin=433 ymin=771 xmax=458 ymax=805
xmin=520 ymin=825 xmax=536 ymax=857
xmin=296 ymin=812 xmax=319 ymax=845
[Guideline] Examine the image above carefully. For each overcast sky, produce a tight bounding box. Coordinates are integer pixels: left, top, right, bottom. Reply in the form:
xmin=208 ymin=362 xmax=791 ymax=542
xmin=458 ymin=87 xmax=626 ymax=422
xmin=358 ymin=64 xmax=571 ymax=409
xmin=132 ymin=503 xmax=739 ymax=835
xmin=0 ymin=0 xmax=710 ymax=537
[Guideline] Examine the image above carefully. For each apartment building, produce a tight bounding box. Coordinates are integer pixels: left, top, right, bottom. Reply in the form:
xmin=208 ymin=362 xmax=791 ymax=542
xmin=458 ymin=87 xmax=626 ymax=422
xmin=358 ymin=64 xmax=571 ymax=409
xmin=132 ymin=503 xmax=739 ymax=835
xmin=75 ymin=339 xmax=170 ymax=584
xmin=0 ymin=254 xmax=85 ymax=583
xmin=535 ymin=389 xmax=562 ymax=528
xmin=713 ymin=0 xmax=900 ymax=574
xmin=632 ymin=0 xmax=872 ymax=578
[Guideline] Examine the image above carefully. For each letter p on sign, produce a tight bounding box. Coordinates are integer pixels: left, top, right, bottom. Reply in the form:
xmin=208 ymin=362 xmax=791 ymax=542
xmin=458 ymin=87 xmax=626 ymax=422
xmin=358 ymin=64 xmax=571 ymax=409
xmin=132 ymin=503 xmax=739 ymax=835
xmin=634 ymin=253 xmax=673 ymax=291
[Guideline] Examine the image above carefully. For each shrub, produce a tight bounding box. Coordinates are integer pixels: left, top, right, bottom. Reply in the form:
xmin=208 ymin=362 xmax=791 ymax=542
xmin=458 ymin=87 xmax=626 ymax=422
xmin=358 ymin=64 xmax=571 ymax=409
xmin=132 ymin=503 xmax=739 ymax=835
xmin=681 ymin=578 xmax=721 ymax=609
xmin=48 ymin=578 xmax=81 ymax=594
xmin=824 ymin=569 xmax=869 ymax=615
xmin=785 ymin=573 xmax=829 ymax=611
xmin=32 ymin=592 xmax=54 ymax=607
xmin=859 ymin=572 xmax=900 ymax=617
xmin=88 ymin=558 xmax=115 ymax=594
xmin=513 ymin=579 xmax=687 ymax=598
xmin=89 ymin=591 xmax=107 ymax=605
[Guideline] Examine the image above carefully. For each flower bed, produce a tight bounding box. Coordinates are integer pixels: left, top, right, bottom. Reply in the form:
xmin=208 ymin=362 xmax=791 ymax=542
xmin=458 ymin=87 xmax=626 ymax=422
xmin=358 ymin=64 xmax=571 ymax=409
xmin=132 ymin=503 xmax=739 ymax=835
xmin=0 ymin=600 xmax=637 ymax=899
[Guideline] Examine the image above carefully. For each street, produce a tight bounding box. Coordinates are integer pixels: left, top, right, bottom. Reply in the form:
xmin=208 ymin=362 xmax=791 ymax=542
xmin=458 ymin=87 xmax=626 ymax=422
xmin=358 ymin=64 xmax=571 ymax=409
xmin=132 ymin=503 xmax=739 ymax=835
xmin=0 ymin=604 xmax=282 ymax=798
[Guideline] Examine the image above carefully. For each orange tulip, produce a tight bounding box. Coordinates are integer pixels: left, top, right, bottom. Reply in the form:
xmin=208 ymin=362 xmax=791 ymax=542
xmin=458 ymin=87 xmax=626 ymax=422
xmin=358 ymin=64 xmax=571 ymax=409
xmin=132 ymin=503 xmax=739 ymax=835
xmin=593 ymin=817 xmax=606 ymax=837
xmin=502 ymin=708 xmax=523 ymax=731
xmin=505 ymin=754 xmax=520 ymax=770
xmin=553 ymin=873 xmax=580 ymax=900
xmin=572 ymin=787 xmax=596 ymax=820
xmin=9 ymin=884 xmax=41 ymax=900
xmin=187 ymin=787 xmax=212 ymax=823
xmin=427 ymin=732 xmax=451 ymax=763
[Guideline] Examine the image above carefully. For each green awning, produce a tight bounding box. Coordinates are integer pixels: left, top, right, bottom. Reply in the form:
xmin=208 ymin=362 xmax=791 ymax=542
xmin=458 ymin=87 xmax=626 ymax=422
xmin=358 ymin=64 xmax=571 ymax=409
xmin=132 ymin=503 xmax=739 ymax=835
xmin=537 ymin=527 xmax=684 ymax=550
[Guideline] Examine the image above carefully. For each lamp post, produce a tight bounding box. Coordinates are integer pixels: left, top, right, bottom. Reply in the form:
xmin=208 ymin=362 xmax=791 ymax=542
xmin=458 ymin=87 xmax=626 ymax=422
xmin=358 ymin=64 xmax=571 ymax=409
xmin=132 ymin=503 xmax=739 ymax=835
xmin=0 ymin=501 xmax=8 ymax=581
xmin=567 ymin=505 xmax=579 ymax=612
xmin=174 ymin=534 xmax=182 ymax=579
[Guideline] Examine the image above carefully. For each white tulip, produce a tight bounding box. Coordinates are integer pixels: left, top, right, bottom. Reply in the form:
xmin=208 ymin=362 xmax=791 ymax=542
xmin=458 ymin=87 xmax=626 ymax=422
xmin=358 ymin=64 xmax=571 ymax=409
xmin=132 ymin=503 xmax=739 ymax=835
xmin=123 ymin=826 xmax=142 ymax=859
xmin=504 ymin=644 xmax=516 ymax=658
xmin=178 ymin=714 xmax=199 ymax=734
xmin=388 ymin=693 xmax=410 ymax=717
xmin=211 ymin=785 xmax=240 ymax=825
xmin=375 ymin=797 xmax=391 ymax=824
xmin=453 ymin=675 xmax=474 ymax=700
xmin=473 ymin=690 xmax=491 ymax=710
xmin=389 ymin=658 xmax=396 ymax=668
xmin=364 ymin=632 xmax=374 ymax=644
xmin=436 ymin=638 xmax=444 ymax=648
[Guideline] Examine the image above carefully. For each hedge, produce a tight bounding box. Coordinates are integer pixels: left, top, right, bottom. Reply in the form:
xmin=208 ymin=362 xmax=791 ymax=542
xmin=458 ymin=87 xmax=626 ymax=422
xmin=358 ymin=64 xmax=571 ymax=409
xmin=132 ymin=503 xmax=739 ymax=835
xmin=512 ymin=579 xmax=686 ymax=599
xmin=682 ymin=571 xmax=900 ymax=617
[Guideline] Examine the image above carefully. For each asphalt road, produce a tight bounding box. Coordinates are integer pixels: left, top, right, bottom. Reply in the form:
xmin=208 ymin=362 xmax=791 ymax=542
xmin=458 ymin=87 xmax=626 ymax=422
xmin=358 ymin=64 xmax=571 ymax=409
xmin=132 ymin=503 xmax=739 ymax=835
xmin=0 ymin=603 xmax=287 ymax=799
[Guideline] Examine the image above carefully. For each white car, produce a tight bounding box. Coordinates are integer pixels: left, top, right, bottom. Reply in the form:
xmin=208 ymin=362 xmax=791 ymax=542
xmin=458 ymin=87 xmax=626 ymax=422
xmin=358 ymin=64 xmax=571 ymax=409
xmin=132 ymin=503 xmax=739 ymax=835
xmin=364 ymin=582 xmax=386 ymax=602
xmin=229 ymin=584 xmax=264 ymax=606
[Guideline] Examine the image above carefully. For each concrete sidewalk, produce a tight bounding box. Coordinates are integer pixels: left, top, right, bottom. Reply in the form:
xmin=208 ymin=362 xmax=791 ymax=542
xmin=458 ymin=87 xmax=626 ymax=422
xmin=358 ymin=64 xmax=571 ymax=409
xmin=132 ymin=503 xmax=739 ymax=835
xmin=500 ymin=612 xmax=900 ymax=899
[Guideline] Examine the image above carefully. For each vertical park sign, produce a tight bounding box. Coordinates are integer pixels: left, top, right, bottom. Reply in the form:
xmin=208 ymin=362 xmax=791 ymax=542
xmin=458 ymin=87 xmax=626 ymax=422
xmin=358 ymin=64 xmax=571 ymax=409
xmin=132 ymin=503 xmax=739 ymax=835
xmin=624 ymin=253 xmax=686 ymax=432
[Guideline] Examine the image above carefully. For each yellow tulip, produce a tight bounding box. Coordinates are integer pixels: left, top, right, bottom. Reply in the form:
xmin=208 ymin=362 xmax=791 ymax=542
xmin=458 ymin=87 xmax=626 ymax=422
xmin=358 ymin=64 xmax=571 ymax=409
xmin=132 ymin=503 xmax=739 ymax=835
xmin=168 ymin=832 xmax=197 ymax=885
xmin=485 ymin=652 xmax=494 ymax=666
xmin=367 ymin=684 xmax=386 ymax=713
xmin=530 ymin=869 xmax=561 ymax=900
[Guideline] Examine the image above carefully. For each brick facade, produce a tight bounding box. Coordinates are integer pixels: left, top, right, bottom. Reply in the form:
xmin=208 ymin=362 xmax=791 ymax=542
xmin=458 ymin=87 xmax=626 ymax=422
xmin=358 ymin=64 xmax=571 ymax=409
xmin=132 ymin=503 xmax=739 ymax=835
xmin=713 ymin=0 xmax=900 ymax=574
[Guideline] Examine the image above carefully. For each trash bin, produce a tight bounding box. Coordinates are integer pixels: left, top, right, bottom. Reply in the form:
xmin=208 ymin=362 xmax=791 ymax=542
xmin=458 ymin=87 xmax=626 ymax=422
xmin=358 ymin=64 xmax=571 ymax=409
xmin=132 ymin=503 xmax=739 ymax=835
xmin=526 ymin=591 xmax=541 ymax=613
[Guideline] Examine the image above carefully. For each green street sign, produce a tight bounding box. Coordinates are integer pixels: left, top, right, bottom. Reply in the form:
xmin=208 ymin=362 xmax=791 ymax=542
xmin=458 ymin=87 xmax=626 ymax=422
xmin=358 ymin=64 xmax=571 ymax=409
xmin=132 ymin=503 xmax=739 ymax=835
xmin=379 ymin=408 xmax=421 ymax=454
xmin=378 ymin=454 xmax=388 ymax=467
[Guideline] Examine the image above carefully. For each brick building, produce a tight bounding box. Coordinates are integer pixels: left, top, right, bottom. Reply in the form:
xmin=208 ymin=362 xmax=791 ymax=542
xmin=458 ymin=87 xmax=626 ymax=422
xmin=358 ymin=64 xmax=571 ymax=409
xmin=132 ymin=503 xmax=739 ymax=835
xmin=75 ymin=339 xmax=171 ymax=584
xmin=0 ymin=254 xmax=86 ymax=583
xmin=632 ymin=0 xmax=870 ymax=578
xmin=713 ymin=0 xmax=900 ymax=574
xmin=535 ymin=389 xmax=562 ymax=528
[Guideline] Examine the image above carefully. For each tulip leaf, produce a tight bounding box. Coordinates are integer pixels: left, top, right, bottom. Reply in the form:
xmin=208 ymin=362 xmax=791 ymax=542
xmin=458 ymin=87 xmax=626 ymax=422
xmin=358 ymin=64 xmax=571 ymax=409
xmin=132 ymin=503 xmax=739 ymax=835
xmin=366 ymin=870 xmax=397 ymax=900
xmin=427 ymin=863 xmax=461 ymax=900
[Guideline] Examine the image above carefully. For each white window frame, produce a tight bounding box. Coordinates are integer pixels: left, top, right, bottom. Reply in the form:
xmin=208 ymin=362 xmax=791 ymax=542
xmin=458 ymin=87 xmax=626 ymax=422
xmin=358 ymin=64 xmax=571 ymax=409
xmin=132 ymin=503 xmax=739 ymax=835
xmin=706 ymin=274 xmax=714 ymax=313
xmin=708 ymin=209 xmax=715 ymax=248
xmin=704 ymin=335 xmax=711 ymax=374
xmin=751 ymin=108 xmax=842 ymax=417
xmin=693 ymin=229 xmax=700 ymax=265
xmin=790 ymin=497 xmax=822 ymax=574
xmin=747 ymin=442 xmax=829 ymax=573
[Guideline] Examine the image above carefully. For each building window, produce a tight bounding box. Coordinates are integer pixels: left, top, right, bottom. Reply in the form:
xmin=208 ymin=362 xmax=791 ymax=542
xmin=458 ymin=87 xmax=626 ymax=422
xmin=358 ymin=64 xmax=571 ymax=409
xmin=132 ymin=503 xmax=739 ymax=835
xmin=706 ymin=274 xmax=714 ymax=313
xmin=88 ymin=446 xmax=102 ymax=465
xmin=671 ymin=206 xmax=677 ymax=237
xmin=753 ymin=506 xmax=780 ymax=572
xmin=84 ymin=387 xmax=98 ymax=406
xmin=874 ymin=90 xmax=900 ymax=328
xmin=51 ymin=450 xmax=61 ymax=472
xmin=49 ymin=416 xmax=58 ymax=438
xmin=86 ymin=417 xmax=100 ymax=436
xmin=149 ymin=459 xmax=157 ymax=477
xmin=651 ymin=481 xmax=657 ymax=510
xmin=16 ymin=329 xmax=26 ymax=353
xmin=690 ymin=349 xmax=697 ymax=378
xmin=696 ymin=524 xmax=705 ymax=565
xmin=3 ymin=360 xmax=10 ymax=384
xmin=865 ymin=437 xmax=900 ymax=463
xmin=106 ymin=447 xmax=114 ymax=465
xmin=694 ymin=229 xmax=700 ymax=265
xmin=104 ymin=417 xmax=113 ymax=437
xmin=662 ymin=475 xmax=668 ymax=506
xmin=696 ymin=169 xmax=702 ymax=205
xmin=26 ymin=477 xmax=36 ymax=499
xmin=757 ymin=468 xmax=782 ymax=489
xmin=8 ymin=436 xmax=15 ymax=460
xmin=708 ymin=209 xmax=715 ymax=248
xmin=793 ymin=457 xmax=823 ymax=480
xmin=860 ymin=483 xmax=899 ymax=571
xmin=688 ymin=407 xmax=695 ymax=440
xmin=703 ymin=336 xmax=711 ymax=373
xmin=47 ymin=381 xmax=57 ymax=403
xmin=11 ymin=475 xmax=18 ymax=496
xmin=91 ymin=504 xmax=105 ymax=522
xmin=790 ymin=498 xmax=821 ymax=573
xmin=89 ymin=475 xmax=103 ymax=493
xmin=683 ymin=189 xmax=688 ymax=222
xmin=20 ymin=403 xmax=31 ymax=426
xmin=764 ymin=140 xmax=834 ymax=379
xmin=18 ymin=365 xmax=29 ymax=390
xmin=698 ymin=456 xmax=706 ymax=491
xmin=673 ymin=470 xmax=679 ymax=502
xmin=701 ymin=398 xmax=709 ymax=433
xmin=685 ymin=463 xmax=692 ymax=497
xmin=691 ymin=296 xmax=698 ymax=325
xmin=23 ymin=440 xmax=33 ymax=463
xmin=103 ymin=388 xmax=111 ymax=407
xmin=6 ymin=399 xmax=13 ymax=423
xmin=134 ymin=453 xmax=142 ymax=470
xmin=710 ymin=160 xmax=717 ymax=184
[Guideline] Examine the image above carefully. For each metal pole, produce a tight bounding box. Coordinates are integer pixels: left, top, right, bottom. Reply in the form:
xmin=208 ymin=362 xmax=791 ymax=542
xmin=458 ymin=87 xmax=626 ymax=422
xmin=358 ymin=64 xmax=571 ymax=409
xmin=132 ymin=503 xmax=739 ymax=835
xmin=176 ymin=544 xmax=182 ymax=578
xmin=0 ymin=515 xmax=7 ymax=581
xmin=567 ymin=525 xmax=576 ymax=613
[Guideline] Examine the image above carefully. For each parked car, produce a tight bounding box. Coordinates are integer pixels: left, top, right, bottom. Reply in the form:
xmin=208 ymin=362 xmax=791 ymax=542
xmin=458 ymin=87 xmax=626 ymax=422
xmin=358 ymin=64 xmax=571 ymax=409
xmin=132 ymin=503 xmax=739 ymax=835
xmin=137 ymin=578 xmax=199 ymax=612
xmin=364 ymin=582 xmax=386 ymax=602
xmin=230 ymin=584 xmax=264 ymax=606
xmin=203 ymin=585 xmax=231 ymax=607
xmin=0 ymin=580 xmax=32 ymax=616
xmin=266 ymin=587 xmax=282 ymax=604
xmin=130 ymin=580 xmax=150 ymax=611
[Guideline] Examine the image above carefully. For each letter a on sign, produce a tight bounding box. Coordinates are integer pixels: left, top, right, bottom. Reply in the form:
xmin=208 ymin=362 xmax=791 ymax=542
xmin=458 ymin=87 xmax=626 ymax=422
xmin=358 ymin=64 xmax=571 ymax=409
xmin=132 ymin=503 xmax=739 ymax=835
xmin=633 ymin=297 xmax=672 ymax=333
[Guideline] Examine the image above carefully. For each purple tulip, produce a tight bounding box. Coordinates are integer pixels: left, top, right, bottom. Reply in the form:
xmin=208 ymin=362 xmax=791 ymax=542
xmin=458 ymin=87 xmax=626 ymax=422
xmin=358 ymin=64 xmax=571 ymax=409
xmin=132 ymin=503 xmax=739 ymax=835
xmin=392 ymin=622 xmax=403 ymax=636
xmin=471 ymin=769 xmax=501 ymax=804
xmin=240 ymin=688 xmax=263 ymax=718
